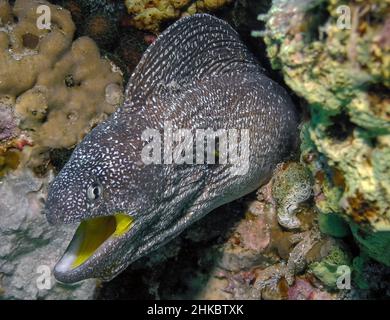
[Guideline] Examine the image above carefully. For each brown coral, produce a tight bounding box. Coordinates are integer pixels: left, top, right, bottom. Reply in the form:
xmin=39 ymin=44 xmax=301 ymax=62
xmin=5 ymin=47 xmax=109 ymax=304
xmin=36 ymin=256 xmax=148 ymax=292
xmin=0 ymin=0 xmax=124 ymax=169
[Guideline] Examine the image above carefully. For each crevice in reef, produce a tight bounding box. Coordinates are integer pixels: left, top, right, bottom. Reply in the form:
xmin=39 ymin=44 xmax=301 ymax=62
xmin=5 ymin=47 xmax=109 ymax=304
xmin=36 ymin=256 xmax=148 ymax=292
xmin=304 ymin=1 xmax=330 ymax=42
xmin=325 ymin=112 xmax=356 ymax=142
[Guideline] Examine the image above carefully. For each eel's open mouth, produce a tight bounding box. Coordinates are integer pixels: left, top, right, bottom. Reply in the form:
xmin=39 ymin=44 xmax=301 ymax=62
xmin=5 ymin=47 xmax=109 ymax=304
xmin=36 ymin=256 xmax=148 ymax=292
xmin=54 ymin=213 xmax=134 ymax=282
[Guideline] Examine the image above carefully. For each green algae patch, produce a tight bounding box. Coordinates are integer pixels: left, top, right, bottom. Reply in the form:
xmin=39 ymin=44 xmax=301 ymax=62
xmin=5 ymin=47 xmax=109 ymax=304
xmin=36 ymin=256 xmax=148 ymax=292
xmin=318 ymin=212 xmax=350 ymax=238
xmin=309 ymin=244 xmax=352 ymax=289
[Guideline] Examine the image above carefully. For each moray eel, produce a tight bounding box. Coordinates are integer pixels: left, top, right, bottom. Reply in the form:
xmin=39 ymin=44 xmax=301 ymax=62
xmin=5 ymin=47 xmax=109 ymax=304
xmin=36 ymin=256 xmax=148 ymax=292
xmin=45 ymin=14 xmax=298 ymax=283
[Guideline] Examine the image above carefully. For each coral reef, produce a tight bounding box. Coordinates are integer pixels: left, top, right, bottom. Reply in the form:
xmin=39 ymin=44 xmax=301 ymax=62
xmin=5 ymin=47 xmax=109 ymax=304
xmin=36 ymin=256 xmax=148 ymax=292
xmin=53 ymin=0 xmax=149 ymax=75
xmin=260 ymin=0 xmax=390 ymax=265
xmin=55 ymin=0 xmax=126 ymax=49
xmin=124 ymin=0 xmax=233 ymax=33
xmin=83 ymin=13 xmax=119 ymax=49
xmin=0 ymin=169 xmax=96 ymax=299
xmin=287 ymin=278 xmax=334 ymax=300
xmin=0 ymin=0 xmax=124 ymax=169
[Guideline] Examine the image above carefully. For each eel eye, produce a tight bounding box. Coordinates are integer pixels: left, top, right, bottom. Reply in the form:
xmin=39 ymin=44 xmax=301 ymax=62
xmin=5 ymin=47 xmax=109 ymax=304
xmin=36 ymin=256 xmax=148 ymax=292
xmin=87 ymin=182 xmax=103 ymax=201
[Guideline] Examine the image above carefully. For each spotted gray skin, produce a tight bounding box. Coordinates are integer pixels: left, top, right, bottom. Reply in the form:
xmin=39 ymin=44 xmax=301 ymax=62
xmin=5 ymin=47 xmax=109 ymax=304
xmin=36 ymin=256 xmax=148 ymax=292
xmin=45 ymin=14 xmax=299 ymax=283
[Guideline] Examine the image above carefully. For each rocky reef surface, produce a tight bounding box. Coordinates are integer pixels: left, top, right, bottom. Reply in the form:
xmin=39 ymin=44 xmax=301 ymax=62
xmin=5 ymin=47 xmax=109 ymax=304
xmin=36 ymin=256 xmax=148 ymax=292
xmin=0 ymin=169 xmax=96 ymax=299
xmin=260 ymin=0 xmax=390 ymax=268
xmin=0 ymin=0 xmax=389 ymax=300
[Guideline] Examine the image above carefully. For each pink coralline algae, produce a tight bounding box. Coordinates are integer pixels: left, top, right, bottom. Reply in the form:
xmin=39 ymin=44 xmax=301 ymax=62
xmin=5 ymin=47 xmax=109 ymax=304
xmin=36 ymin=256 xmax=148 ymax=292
xmin=288 ymin=278 xmax=335 ymax=300
xmin=0 ymin=105 xmax=17 ymax=141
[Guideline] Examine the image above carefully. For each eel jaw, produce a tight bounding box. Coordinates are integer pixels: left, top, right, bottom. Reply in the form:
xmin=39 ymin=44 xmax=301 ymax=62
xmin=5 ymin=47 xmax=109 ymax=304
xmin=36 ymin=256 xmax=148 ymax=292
xmin=54 ymin=214 xmax=134 ymax=283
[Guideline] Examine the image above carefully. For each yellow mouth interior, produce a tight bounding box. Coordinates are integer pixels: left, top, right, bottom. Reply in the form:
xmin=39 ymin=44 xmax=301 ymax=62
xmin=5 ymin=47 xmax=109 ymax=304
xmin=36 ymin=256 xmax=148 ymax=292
xmin=71 ymin=214 xmax=134 ymax=269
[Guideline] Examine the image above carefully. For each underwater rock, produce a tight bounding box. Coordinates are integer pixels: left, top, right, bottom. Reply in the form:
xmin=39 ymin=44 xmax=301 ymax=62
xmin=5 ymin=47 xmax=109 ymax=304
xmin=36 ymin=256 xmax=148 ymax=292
xmin=55 ymin=0 xmax=126 ymax=50
xmin=83 ymin=13 xmax=119 ymax=49
xmin=0 ymin=0 xmax=124 ymax=170
xmin=0 ymin=104 xmax=17 ymax=142
xmin=253 ymin=263 xmax=289 ymax=300
xmin=124 ymin=0 xmax=233 ymax=33
xmin=0 ymin=169 xmax=96 ymax=299
xmin=0 ymin=101 xmax=30 ymax=176
xmin=218 ymin=201 xmax=274 ymax=273
xmin=261 ymin=0 xmax=390 ymax=265
xmin=288 ymin=278 xmax=335 ymax=300
xmin=114 ymin=29 xmax=150 ymax=78
xmin=55 ymin=0 xmax=125 ymax=25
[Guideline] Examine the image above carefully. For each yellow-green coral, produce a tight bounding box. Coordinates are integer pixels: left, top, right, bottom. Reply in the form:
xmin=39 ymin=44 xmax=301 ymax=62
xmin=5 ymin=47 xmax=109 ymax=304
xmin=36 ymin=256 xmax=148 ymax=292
xmin=309 ymin=242 xmax=351 ymax=289
xmin=0 ymin=0 xmax=124 ymax=168
xmin=261 ymin=0 xmax=390 ymax=265
xmin=125 ymin=0 xmax=233 ymax=33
